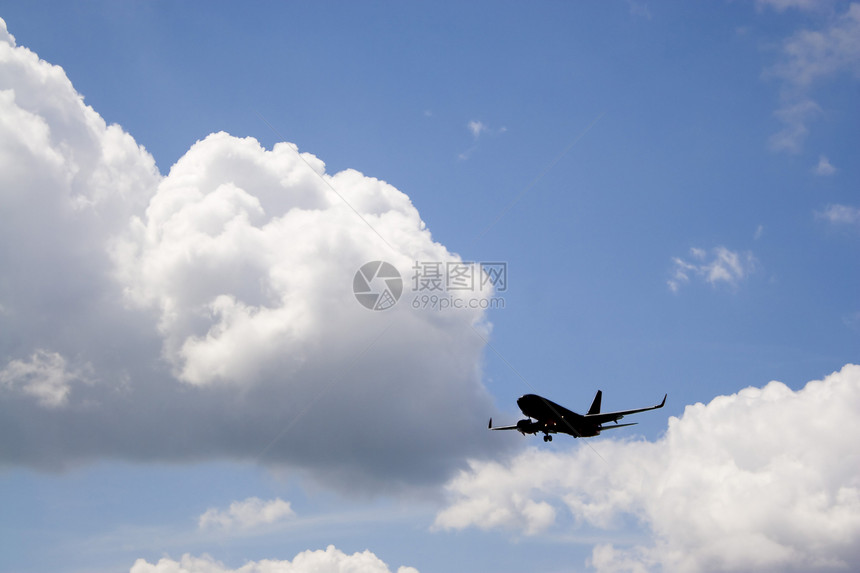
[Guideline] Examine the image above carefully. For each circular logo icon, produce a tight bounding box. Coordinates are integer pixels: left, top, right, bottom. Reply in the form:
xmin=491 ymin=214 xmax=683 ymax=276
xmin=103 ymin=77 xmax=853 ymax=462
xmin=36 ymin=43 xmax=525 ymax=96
xmin=353 ymin=261 xmax=403 ymax=311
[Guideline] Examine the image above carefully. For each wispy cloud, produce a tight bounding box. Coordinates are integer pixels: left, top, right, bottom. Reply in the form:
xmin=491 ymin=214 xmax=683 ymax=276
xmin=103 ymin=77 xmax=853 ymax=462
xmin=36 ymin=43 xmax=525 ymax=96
xmin=768 ymin=99 xmax=821 ymax=154
xmin=767 ymin=4 xmax=860 ymax=153
xmin=813 ymin=155 xmax=837 ymax=176
xmin=0 ymin=350 xmax=93 ymax=408
xmin=774 ymin=4 xmax=860 ymax=88
xmin=627 ymin=0 xmax=652 ymax=20
xmin=668 ymin=246 xmax=757 ymax=292
xmin=468 ymin=120 xmax=488 ymax=139
xmin=816 ymin=203 xmax=860 ymax=226
xmin=843 ymin=311 xmax=860 ymax=330
xmin=198 ymin=497 xmax=294 ymax=531
xmin=459 ymin=120 xmax=507 ymax=160
xmin=755 ymin=0 xmax=834 ymax=13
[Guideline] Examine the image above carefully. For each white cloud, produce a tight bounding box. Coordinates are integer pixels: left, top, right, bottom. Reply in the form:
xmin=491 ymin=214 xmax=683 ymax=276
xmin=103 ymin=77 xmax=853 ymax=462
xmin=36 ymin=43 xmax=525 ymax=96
xmin=768 ymin=99 xmax=821 ymax=154
xmin=0 ymin=14 xmax=160 ymax=399
xmin=756 ymin=0 xmax=835 ymax=12
xmin=843 ymin=311 xmax=860 ymax=330
xmin=775 ymin=4 xmax=860 ymax=88
xmin=198 ymin=497 xmax=294 ymax=531
xmin=817 ymin=203 xmax=860 ymax=226
xmin=467 ymin=120 xmax=487 ymax=139
xmin=0 ymin=17 xmax=13 ymax=45
xmin=130 ymin=545 xmax=420 ymax=573
xmin=627 ymin=0 xmax=652 ymax=20
xmin=668 ymin=246 xmax=756 ymax=292
xmin=767 ymin=4 xmax=860 ymax=153
xmin=0 ymin=17 xmax=505 ymax=491
xmin=435 ymin=364 xmax=860 ymax=573
xmin=460 ymin=120 xmax=507 ymax=159
xmin=0 ymin=349 xmax=92 ymax=408
xmin=813 ymin=154 xmax=837 ymax=175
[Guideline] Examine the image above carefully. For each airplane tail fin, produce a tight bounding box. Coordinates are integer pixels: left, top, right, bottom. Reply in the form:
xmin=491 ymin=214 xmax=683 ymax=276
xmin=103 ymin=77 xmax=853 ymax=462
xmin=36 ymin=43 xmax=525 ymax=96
xmin=587 ymin=390 xmax=602 ymax=415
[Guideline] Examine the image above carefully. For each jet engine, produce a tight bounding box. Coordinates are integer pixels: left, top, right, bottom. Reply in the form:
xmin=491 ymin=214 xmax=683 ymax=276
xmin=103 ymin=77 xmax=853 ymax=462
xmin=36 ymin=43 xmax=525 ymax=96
xmin=515 ymin=419 xmax=542 ymax=435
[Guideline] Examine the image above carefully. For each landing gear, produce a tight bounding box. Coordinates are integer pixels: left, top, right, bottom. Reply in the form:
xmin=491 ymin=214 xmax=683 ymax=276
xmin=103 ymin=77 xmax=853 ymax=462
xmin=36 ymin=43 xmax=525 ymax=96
xmin=543 ymin=434 xmax=553 ymax=442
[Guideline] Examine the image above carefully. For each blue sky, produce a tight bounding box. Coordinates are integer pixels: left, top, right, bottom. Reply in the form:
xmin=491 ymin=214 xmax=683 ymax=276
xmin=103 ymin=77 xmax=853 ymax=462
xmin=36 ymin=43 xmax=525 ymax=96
xmin=0 ymin=2 xmax=858 ymax=572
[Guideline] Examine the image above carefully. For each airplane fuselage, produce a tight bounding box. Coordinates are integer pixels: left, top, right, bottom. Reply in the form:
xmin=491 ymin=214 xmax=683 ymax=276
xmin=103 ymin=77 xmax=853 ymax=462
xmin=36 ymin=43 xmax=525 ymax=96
xmin=516 ymin=394 xmax=600 ymax=437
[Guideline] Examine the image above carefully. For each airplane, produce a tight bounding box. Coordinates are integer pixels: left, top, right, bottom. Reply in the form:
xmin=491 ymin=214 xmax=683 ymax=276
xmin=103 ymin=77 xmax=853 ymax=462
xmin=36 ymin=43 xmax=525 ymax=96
xmin=488 ymin=390 xmax=666 ymax=442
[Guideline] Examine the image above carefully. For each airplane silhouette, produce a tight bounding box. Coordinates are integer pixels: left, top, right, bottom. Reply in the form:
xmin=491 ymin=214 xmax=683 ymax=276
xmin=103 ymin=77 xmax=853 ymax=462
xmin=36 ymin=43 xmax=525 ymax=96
xmin=489 ymin=391 xmax=666 ymax=442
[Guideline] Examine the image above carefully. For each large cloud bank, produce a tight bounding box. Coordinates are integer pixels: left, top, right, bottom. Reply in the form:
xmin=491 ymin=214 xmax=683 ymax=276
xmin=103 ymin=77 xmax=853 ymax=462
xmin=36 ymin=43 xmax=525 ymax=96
xmin=130 ymin=545 xmax=419 ymax=573
xmin=0 ymin=17 xmax=502 ymax=492
xmin=435 ymin=364 xmax=860 ymax=572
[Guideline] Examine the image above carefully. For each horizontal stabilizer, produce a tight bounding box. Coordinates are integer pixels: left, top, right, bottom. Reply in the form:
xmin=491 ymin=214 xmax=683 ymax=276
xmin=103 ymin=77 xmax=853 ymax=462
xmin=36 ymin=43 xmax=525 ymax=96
xmin=599 ymin=422 xmax=637 ymax=431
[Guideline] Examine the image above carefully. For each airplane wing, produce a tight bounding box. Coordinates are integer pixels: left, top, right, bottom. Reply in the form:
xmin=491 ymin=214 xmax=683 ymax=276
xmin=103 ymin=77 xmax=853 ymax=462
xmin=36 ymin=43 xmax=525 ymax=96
xmin=488 ymin=418 xmax=519 ymax=431
xmin=583 ymin=393 xmax=666 ymax=425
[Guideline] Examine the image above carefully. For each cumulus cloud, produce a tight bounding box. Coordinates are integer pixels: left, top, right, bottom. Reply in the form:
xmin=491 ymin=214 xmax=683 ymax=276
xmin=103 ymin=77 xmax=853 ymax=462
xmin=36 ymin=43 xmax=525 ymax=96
xmin=0 ymin=17 xmax=505 ymax=491
xmin=130 ymin=545 xmax=419 ymax=573
xmin=198 ymin=497 xmax=294 ymax=531
xmin=0 ymin=16 xmax=158 ymax=414
xmin=767 ymin=3 xmax=860 ymax=153
xmin=435 ymin=364 xmax=860 ymax=573
xmin=668 ymin=246 xmax=756 ymax=292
